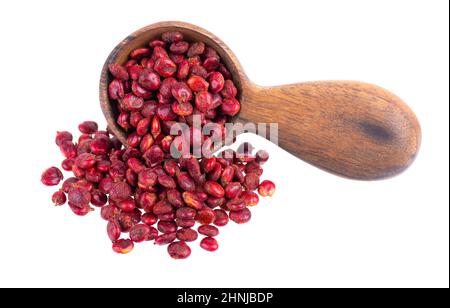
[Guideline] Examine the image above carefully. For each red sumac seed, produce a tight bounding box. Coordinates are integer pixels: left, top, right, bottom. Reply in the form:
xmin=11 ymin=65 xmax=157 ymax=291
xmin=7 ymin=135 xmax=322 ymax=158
xmin=109 ymin=182 xmax=132 ymax=202
xmin=156 ymin=104 xmax=177 ymax=121
xmin=182 ymin=192 xmax=204 ymax=210
xmin=149 ymin=39 xmax=166 ymax=48
xmin=198 ymin=225 xmax=219 ymax=237
xmin=177 ymin=172 xmax=196 ymax=192
xmin=177 ymin=59 xmax=190 ymax=80
xmin=244 ymin=172 xmax=260 ymax=191
xmin=167 ymin=189 xmax=184 ymax=208
xmin=100 ymin=205 xmax=121 ymax=221
xmin=258 ymin=180 xmax=276 ymax=197
xmin=139 ymin=69 xmax=161 ymax=90
xmin=130 ymin=48 xmax=151 ymax=59
xmin=243 ymin=191 xmax=259 ymax=206
xmin=130 ymin=224 xmax=152 ymax=242
xmin=91 ymin=191 xmax=107 ymax=207
xmin=229 ymin=208 xmax=251 ymax=224
xmin=176 ymin=218 xmax=195 ymax=228
xmin=176 ymin=228 xmax=198 ymax=242
xmin=200 ymin=237 xmax=218 ymax=252
xmin=75 ymin=153 xmax=96 ymax=169
xmin=195 ymin=91 xmax=214 ymax=112
xmin=107 ymin=220 xmax=121 ymax=241
xmin=203 ymin=57 xmax=220 ymax=71
xmin=52 ymin=191 xmax=66 ymax=206
xmin=55 ymin=131 xmax=73 ymax=146
xmin=170 ymin=53 xmax=185 ymax=64
xmin=221 ymin=166 xmax=235 ymax=186
xmin=167 ymin=241 xmax=191 ymax=259
xmin=117 ymin=197 xmax=136 ymax=212
xmin=157 ymin=220 xmax=177 ymax=234
xmin=108 ymin=63 xmax=129 ymax=80
xmin=176 ymin=207 xmax=197 ymax=220
xmin=213 ymin=209 xmax=229 ymax=227
xmin=187 ymin=75 xmax=209 ymax=92
xmin=204 ymin=181 xmax=225 ymax=198
xmin=141 ymin=212 xmax=157 ymax=226
xmin=112 ymin=239 xmax=134 ymax=254
xmin=208 ymin=72 xmax=225 ymax=93
xmin=122 ymin=93 xmax=144 ymax=111
xmin=154 ymin=57 xmax=177 ymax=77
xmin=195 ymin=207 xmax=215 ymax=224
xmin=78 ymin=121 xmax=98 ymax=134
xmin=158 ymin=174 xmax=177 ymax=189
xmin=128 ymin=64 xmax=143 ymax=80
xmin=221 ymin=98 xmax=241 ymax=116
xmin=171 ymin=81 xmax=193 ymax=103
xmin=170 ymin=41 xmax=189 ymax=54
xmin=221 ymin=79 xmax=238 ymax=98
xmin=60 ymin=141 xmax=77 ymax=158
xmin=161 ymin=31 xmax=183 ymax=43
xmin=155 ymin=232 xmax=177 ymax=245
xmin=68 ymin=187 xmax=91 ymax=207
xmin=187 ymin=42 xmax=205 ymax=57
xmin=132 ymin=81 xmax=152 ymax=98
xmin=41 ymin=167 xmax=64 ymax=186
xmin=153 ymin=200 xmax=173 ymax=215
xmin=206 ymin=197 xmax=225 ymax=208
xmin=224 ymin=182 xmax=243 ymax=199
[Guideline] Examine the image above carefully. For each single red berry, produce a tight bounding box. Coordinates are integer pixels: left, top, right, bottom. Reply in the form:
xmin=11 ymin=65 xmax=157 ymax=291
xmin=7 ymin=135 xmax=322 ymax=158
xmin=55 ymin=131 xmax=73 ymax=146
xmin=108 ymin=63 xmax=129 ymax=81
xmin=258 ymin=180 xmax=276 ymax=197
xmin=154 ymin=57 xmax=177 ymax=77
xmin=138 ymin=69 xmax=161 ymax=90
xmin=167 ymin=241 xmax=191 ymax=259
xmin=130 ymin=48 xmax=151 ymax=59
xmin=107 ymin=220 xmax=121 ymax=241
xmin=208 ymin=72 xmax=224 ymax=93
xmin=200 ymin=237 xmax=218 ymax=252
xmin=161 ymin=31 xmax=183 ymax=43
xmin=41 ymin=167 xmax=63 ymax=186
xmin=176 ymin=228 xmax=198 ymax=242
xmin=187 ymin=75 xmax=209 ymax=92
xmin=221 ymin=98 xmax=241 ymax=116
xmin=255 ymin=150 xmax=269 ymax=164
xmin=198 ymin=225 xmax=219 ymax=237
xmin=78 ymin=121 xmax=98 ymax=134
xmin=204 ymin=181 xmax=225 ymax=198
xmin=129 ymin=224 xmax=152 ymax=242
xmin=229 ymin=208 xmax=251 ymax=224
xmin=195 ymin=207 xmax=216 ymax=224
xmin=52 ymin=191 xmax=66 ymax=206
xmin=154 ymin=232 xmax=177 ymax=245
xmin=68 ymin=187 xmax=91 ymax=208
xmin=112 ymin=239 xmax=134 ymax=254
xmin=91 ymin=191 xmax=107 ymax=207
xmin=243 ymin=191 xmax=259 ymax=206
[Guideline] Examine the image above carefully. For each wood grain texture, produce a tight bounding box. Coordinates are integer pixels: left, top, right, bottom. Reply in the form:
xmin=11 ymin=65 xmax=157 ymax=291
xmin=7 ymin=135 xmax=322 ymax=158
xmin=99 ymin=21 xmax=421 ymax=180
xmin=238 ymin=81 xmax=421 ymax=180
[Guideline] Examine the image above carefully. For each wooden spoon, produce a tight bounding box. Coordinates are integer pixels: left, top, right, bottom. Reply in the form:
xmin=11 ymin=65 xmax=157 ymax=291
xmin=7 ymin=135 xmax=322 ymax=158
xmin=99 ymin=21 xmax=421 ymax=180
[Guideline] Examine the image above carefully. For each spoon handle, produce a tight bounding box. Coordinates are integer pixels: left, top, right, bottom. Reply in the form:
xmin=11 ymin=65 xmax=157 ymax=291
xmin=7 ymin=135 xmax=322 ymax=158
xmin=238 ymin=81 xmax=421 ymax=180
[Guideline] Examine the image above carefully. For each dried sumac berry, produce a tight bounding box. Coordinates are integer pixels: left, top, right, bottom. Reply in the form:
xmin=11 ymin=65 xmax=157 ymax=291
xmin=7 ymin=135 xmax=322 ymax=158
xmin=168 ymin=241 xmax=191 ymax=259
xmin=41 ymin=167 xmax=64 ymax=186
xmin=200 ymin=237 xmax=218 ymax=252
xmin=112 ymin=239 xmax=134 ymax=254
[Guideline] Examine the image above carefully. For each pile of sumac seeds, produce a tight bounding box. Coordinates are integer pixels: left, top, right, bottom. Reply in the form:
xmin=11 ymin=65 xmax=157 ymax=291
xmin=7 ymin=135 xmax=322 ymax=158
xmin=41 ymin=31 xmax=276 ymax=259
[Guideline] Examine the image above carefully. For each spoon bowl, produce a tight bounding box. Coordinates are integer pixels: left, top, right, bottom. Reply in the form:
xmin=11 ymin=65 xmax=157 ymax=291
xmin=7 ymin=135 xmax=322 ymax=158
xmin=100 ymin=21 xmax=245 ymax=143
xmin=100 ymin=21 xmax=421 ymax=180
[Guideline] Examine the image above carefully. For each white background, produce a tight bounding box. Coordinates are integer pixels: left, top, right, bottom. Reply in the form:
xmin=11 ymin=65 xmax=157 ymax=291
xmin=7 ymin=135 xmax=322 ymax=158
xmin=0 ymin=0 xmax=448 ymax=288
